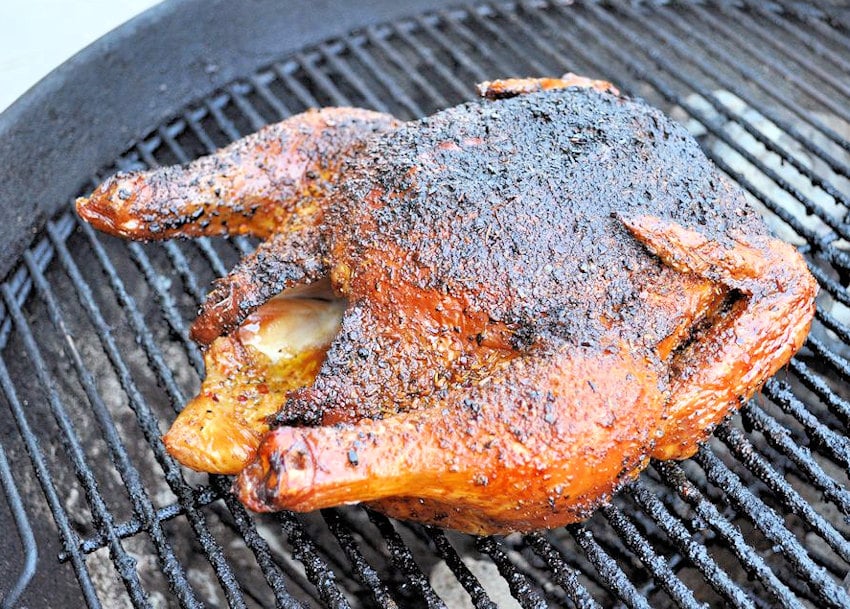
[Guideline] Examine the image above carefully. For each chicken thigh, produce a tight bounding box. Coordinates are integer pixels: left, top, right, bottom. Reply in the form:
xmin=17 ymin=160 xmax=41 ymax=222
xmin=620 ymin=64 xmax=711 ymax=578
xmin=77 ymin=75 xmax=816 ymax=533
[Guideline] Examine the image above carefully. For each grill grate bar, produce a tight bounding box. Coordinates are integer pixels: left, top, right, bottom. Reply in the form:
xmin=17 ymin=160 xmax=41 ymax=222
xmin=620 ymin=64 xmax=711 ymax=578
xmin=0 ymin=214 xmax=74 ymax=348
xmin=0 ymin=441 xmax=37 ymax=609
xmin=127 ymin=230 xmax=198 ymax=355
xmin=763 ymin=379 xmax=850 ymax=470
xmin=296 ymin=51 xmax=352 ymax=108
xmin=250 ymin=71 xmax=294 ymax=120
xmin=614 ymin=3 xmax=850 ymax=216
xmin=693 ymin=446 xmax=850 ymax=606
xmin=343 ymin=37 xmax=423 ymax=118
xmin=722 ymin=6 xmax=850 ymax=102
xmin=314 ymin=512 xmax=404 ymax=604
xmin=806 ymin=334 xmax=850 ymax=387
xmin=274 ymin=61 xmax=323 ymax=110
xmin=499 ymin=5 xmax=600 ymax=75
xmin=627 ymin=480 xmax=756 ymax=608
xmin=525 ymin=533 xmax=600 ymax=607
xmin=567 ymin=525 xmax=651 ymax=609
xmin=21 ymin=248 xmax=203 ymax=608
xmin=715 ymin=423 xmax=850 ymax=564
xmin=413 ymin=14 xmax=487 ymax=82
xmin=183 ymin=107 xmax=224 ymax=158
xmin=228 ymin=83 xmax=270 ymax=131
xmin=124 ymin=240 xmax=205 ymax=374
xmin=0 ymin=356 xmax=103 ymax=608
xmin=194 ymin=236 xmax=230 ymax=278
xmin=753 ymin=2 xmax=850 ymax=75
xmin=655 ymin=461 xmax=802 ymax=609
xmin=539 ymin=530 xmax=629 ymax=605
xmin=425 ymin=529 xmax=498 ymax=609
xmin=814 ymin=309 xmax=850 ymax=348
xmin=0 ymin=283 xmax=152 ymax=607
xmin=320 ymin=43 xmax=392 ymax=115
xmin=162 ymin=240 xmax=207 ymax=305
xmin=204 ymin=94 xmax=246 ymax=146
xmin=653 ymin=5 xmax=850 ymax=163
xmin=807 ymin=264 xmax=850 ymax=313
xmin=366 ymin=511 xmax=447 ymax=609
xmin=281 ymin=516 xmax=372 ymax=605
xmin=388 ymin=21 xmax=471 ymax=103
xmin=789 ymin=358 xmax=850 ymax=430
xmin=211 ymin=478 xmax=306 ymax=609
xmin=321 ymin=510 xmax=399 ymax=609
xmin=58 ymin=487 xmax=218 ymax=561
xmin=476 ymin=536 xmax=550 ymax=609
xmin=366 ymin=27 xmax=448 ymax=114
xmin=742 ymin=400 xmax=850 ymax=515
xmin=446 ymin=9 xmax=549 ymax=78
xmin=277 ymin=512 xmax=352 ymax=609
xmin=693 ymin=3 xmax=850 ymax=133
xmin=775 ymin=0 xmax=850 ymax=57
xmin=599 ymin=503 xmax=703 ymax=609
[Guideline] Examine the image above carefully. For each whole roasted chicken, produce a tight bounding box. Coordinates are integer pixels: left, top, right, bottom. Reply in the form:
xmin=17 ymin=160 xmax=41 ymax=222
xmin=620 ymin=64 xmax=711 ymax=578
xmin=77 ymin=75 xmax=816 ymax=534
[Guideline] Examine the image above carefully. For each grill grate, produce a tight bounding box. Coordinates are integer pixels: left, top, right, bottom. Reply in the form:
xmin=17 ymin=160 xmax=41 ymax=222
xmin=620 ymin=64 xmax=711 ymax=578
xmin=2 ymin=1 xmax=850 ymax=607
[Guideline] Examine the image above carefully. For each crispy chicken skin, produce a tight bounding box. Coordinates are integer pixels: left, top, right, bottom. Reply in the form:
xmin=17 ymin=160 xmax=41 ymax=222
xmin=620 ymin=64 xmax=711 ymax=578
xmin=77 ymin=75 xmax=817 ymax=534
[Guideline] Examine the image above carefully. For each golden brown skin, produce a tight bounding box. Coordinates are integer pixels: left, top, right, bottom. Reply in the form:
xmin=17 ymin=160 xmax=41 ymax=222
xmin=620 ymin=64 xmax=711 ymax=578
xmin=241 ymin=340 xmax=661 ymax=532
xmin=76 ymin=76 xmax=817 ymax=533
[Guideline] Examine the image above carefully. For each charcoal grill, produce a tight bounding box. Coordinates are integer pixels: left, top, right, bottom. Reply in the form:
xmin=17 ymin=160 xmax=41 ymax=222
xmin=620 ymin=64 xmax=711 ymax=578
xmin=2 ymin=0 xmax=850 ymax=607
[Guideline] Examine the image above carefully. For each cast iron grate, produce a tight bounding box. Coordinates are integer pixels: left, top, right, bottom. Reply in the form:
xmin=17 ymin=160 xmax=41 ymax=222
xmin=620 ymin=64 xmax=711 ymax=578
xmin=2 ymin=0 xmax=850 ymax=607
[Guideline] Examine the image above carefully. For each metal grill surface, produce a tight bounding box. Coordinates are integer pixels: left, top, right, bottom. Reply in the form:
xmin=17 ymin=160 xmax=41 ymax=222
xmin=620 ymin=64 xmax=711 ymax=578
xmin=2 ymin=1 xmax=850 ymax=607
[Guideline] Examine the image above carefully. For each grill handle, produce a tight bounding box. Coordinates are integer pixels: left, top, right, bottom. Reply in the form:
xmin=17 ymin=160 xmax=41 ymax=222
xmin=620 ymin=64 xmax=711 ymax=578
xmin=0 ymin=441 xmax=37 ymax=609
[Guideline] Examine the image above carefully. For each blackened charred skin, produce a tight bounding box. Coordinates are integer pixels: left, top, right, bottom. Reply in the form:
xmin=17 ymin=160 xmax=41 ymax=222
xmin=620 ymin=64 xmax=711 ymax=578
xmin=327 ymin=86 xmax=766 ymax=363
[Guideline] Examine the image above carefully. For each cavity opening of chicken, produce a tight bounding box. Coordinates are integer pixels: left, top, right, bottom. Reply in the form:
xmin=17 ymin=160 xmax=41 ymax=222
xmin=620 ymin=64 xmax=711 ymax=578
xmin=163 ymin=280 xmax=345 ymax=475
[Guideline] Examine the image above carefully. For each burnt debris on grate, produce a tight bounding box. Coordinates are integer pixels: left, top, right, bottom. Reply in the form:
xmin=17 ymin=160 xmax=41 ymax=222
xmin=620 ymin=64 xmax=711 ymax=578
xmin=1 ymin=0 xmax=850 ymax=607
